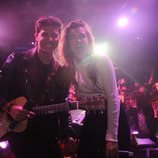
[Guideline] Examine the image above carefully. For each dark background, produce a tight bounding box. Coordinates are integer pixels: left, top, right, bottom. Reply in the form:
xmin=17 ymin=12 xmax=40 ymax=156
xmin=0 ymin=0 xmax=158 ymax=83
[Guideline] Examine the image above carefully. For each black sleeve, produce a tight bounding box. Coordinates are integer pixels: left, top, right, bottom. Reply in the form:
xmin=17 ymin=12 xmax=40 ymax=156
xmin=0 ymin=53 xmax=16 ymax=108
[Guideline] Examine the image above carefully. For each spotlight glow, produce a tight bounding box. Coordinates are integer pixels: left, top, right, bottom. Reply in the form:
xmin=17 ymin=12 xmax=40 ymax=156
xmin=0 ymin=141 xmax=9 ymax=149
xmin=93 ymin=42 xmax=109 ymax=56
xmin=132 ymin=130 xmax=139 ymax=135
xmin=117 ymin=17 xmax=128 ymax=27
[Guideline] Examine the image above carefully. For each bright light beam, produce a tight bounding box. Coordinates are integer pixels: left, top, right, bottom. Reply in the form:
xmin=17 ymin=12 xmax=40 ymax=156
xmin=0 ymin=141 xmax=9 ymax=149
xmin=117 ymin=17 xmax=128 ymax=27
xmin=93 ymin=42 xmax=109 ymax=56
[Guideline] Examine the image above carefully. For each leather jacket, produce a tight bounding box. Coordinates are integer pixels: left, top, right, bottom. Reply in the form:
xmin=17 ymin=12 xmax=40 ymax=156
xmin=0 ymin=47 xmax=69 ymax=107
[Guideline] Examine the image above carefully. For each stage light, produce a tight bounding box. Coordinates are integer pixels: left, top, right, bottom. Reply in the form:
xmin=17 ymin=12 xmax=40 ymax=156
xmin=93 ymin=42 xmax=109 ymax=56
xmin=117 ymin=17 xmax=128 ymax=27
xmin=132 ymin=130 xmax=139 ymax=135
xmin=0 ymin=140 xmax=9 ymax=149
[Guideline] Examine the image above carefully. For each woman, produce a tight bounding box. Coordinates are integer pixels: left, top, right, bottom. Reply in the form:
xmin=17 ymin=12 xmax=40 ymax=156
xmin=59 ymin=20 xmax=120 ymax=158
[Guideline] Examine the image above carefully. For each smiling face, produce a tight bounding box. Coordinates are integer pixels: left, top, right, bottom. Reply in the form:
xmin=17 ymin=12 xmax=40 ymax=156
xmin=35 ymin=26 xmax=60 ymax=56
xmin=69 ymin=27 xmax=89 ymax=62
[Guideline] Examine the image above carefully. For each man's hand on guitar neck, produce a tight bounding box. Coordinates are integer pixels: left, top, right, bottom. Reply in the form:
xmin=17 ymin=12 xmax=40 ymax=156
xmin=9 ymin=105 xmax=35 ymax=121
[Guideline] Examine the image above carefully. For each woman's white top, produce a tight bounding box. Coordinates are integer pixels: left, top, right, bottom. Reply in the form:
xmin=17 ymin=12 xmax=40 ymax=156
xmin=74 ymin=54 xmax=120 ymax=142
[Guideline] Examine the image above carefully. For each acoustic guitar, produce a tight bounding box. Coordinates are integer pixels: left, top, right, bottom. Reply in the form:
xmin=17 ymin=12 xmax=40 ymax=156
xmin=0 ymin=96 xmax=106 ymax=138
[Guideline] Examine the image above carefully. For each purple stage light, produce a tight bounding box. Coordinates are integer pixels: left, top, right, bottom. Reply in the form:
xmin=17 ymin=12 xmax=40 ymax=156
xmin=0 ymin=141 xmax=9 ymax=149
xmin=117 ymin=17 xmax=128 ymax=27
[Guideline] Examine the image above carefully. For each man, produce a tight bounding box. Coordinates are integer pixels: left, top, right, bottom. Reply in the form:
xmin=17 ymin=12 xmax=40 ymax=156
xmin=0 ymin=16 xmax=71 ymax=158
xmin=129 ymin=86 xmax=154 ymax=138
xmin=59 ymin=20 xmax=120 ymax=158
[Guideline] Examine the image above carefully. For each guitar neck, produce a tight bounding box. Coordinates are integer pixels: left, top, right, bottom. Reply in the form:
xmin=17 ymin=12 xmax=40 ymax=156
xmin=32 ymin=100 xmax=106 ymax=116
xmin=70 ymin=100 xmax=106 ymax=111
xmin=32 ymin=103 xmax=69 ymax=115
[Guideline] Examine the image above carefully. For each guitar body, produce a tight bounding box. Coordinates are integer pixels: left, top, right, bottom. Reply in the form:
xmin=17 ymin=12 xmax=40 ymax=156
xmin=0 ymin=112 xmax=10 ymax=138
xmin=0 ymin=96 xmax=28 ymax=138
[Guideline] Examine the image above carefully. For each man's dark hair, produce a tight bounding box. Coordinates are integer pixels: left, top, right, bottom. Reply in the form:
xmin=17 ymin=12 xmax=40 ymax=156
xmin=35 ymin=16 xmax=63 ymax=34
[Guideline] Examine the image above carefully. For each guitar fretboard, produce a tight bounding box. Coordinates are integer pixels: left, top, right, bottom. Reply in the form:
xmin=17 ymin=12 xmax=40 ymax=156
xmin=32 ymin=100 xmax=106 ymax=116
xmin=70 ymin=100 xmax=106 ymax=111
xmin=32 ymin=103 xmax=69 ymax=115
